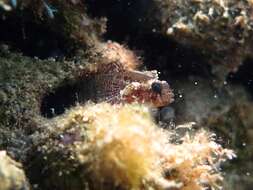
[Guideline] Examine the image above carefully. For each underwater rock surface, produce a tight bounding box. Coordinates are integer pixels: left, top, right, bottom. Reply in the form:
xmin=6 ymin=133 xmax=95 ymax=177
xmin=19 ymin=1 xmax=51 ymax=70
xmin=27 ymin=103 xmax=233 ymax=190
xmin=144 ymin=0 xmax=253 ymax=79
xmin=0 ymin=151 xmax=30 ymax=190
xmin=0 ymin=0 xmax=252 ymax=190
xmin=85 ymin=0 xmax=253 ymax=80
xmin=170 ymin=76 xmax=253 ymax=190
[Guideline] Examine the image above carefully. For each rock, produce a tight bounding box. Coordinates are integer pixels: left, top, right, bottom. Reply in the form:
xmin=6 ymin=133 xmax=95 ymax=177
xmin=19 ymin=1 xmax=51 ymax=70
xmin=0 ymin=46 xmax=83 ymax=160
xmin=27 ymin=103 xmax=233 ymax=190
xmin=171 ymin=75 xmax=253 ymax=190
xmin=159 ymin=106 xmax=175 ymax=123
xmin=0 ymin=151 xmax=30 ymax=190
xmin=144 ymin=0 xmax=253 ymax=79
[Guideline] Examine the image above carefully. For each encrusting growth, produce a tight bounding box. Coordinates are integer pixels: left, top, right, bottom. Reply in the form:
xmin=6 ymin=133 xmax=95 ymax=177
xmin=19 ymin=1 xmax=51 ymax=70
xmin=0 ymin=151 xmax=30 ymax=190
xmin=29 ymin=103 xmax=235 ymax=190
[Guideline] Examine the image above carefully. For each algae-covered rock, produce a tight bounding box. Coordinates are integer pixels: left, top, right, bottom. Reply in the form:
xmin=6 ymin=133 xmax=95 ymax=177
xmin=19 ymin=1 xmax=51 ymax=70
xmin=27 ymin=103 xmax=234 ymax=190
xmin=0 ymin=39 xmax=173 ymax=160
xmin=80 ymin=0 xmax=253 ymax=79
xmin=144 ymin=0 xmax=253 ymax=78
xmin=0 ymin=1 xmax=247 ymax=189
xmin=0 ymin=0 xmax=107 ymax=57
xmin=172 ymin=76 xmax=253 ymax=190
xmin=0 ymin=49 xmax=74 ymax=125
xmin=20 ymin=0 xmax=107 ymax=46
xmin=0 ymin=151 xmax=30 ymax=190
xmin=0 ymin=46 xmax=85 ymax=159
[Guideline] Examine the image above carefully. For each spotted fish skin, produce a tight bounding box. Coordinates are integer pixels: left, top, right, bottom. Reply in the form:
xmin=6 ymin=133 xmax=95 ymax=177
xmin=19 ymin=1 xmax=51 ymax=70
xmin=80 ymin=42 xmax=174 ymax=107
xmin=94 ymin=61 xmax=127 ymax=103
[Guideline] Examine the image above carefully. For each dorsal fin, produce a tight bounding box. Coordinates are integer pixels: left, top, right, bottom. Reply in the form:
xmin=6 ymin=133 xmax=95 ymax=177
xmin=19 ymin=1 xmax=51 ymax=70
xmin=124 ymin=70 xmax=158 ymax=82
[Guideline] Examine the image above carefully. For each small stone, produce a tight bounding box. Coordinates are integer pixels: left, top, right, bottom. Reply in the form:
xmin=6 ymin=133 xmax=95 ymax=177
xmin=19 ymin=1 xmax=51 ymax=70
xmin=159 ymin=106 xmax=175 ymax=123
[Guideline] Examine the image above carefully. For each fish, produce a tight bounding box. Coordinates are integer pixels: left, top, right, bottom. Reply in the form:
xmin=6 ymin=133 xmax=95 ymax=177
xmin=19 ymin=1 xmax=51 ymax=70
xmin=80 ymin=42 xmax=174 ymax=107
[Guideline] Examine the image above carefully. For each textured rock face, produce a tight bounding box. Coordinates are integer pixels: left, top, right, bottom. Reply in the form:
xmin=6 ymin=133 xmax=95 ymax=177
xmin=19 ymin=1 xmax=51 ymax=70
xmin=170 ymin=76 xmax=253 ymax=190
xmin=0 ymin=151 xmax=30 ymax=190
xmin=82 ymin=0 xmax=253 ymax=79
xmin=0 ymin=1 xmax=252 ymax=190
xmin=20 ymin=0 xmax=107 ymax=46
xmin=0 ymin=41 xmax=173 ymax=160
xmin=0 ymin=48 xmax=78 ymax=160
xmin=0 ymin=47 xmax=234 ymax=190
xmin=145 ymin=0 xmax=253 ymax=77
xmin=27 ymin=103 xmax=233 ymax=190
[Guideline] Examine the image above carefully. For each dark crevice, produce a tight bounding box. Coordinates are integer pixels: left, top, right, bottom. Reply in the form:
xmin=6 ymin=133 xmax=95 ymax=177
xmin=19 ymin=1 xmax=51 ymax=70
xmin=0 ymin=10 xmax=68 ymax=59
xmin=40 ymin=83 xmax=79 ymax=118
xmin=86 ymin=0 xmax=253 ymax=98
xmin=40 ymin=78 xmax=94 ymax=118
xmin=227 ymin=58 xmax=253 ymax=96
xmin=86 ymin=0 xmax=213 ymax=81
xmin=128 ymin=34 xmax=212 ymax=80
xmin=86 ymin=0 xmax=152 ymax=41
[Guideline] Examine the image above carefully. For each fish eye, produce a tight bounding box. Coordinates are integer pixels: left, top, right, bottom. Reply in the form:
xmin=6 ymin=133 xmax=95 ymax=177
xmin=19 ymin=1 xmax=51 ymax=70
xmin=151 ymin=82 xmax=162 ymax=94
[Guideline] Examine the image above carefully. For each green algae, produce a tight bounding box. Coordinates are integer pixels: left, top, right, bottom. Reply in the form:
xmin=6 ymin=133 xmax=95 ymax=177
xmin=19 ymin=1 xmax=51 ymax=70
xmin=0 ymin=46 xmax=88 ymax=160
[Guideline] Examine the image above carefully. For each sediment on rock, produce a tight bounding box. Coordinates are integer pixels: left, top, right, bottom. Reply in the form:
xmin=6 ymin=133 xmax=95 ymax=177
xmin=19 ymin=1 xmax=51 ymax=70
xmin=0 ymin=1 xmax=252 ymax=190
xmin=26 ymin=103 xmax=233 ymax=190
xmin=0 ymin=151 xmax=30 ymax=190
